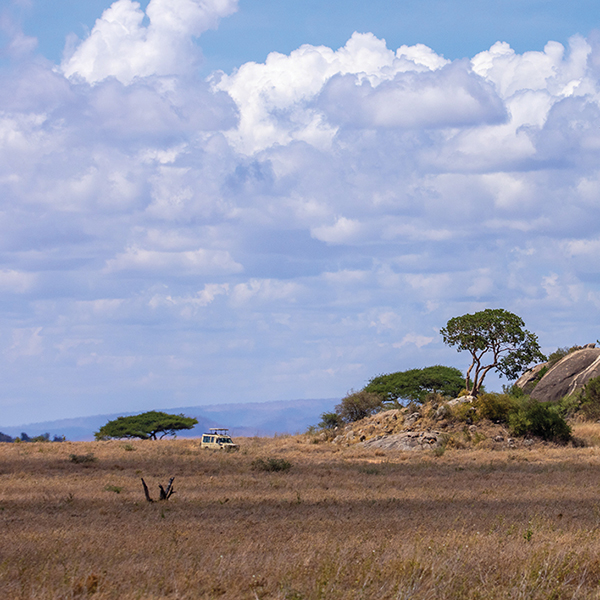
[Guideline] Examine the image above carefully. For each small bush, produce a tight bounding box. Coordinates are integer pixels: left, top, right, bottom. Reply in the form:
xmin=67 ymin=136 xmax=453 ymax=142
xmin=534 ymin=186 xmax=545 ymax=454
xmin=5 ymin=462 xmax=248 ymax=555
xmin=69 ymin=453 xmax=97 ymax=464
xmin=476 ymin=393 xmax=518 ymax=423
xmin=508 ymin=399 xmax=571 ymax=443
xmin=547 ymin=347 xmax=570 ymax=368
xmin=449 ymin=401 xmax=476 ymax=423
xmin=318 ymin=412 xmax=341 ymax=430
xmin=335 ymin=390 xmax=384 ymax=423
xmin=104 ymin=485 xmax=122 ymax=494
xmin=557 ymin=393 xmax=583 ymax=419
xmin=251 ymin=457 xmax=292 ymax=472
xmin=578 ymin=376 xmax=600 ymax=420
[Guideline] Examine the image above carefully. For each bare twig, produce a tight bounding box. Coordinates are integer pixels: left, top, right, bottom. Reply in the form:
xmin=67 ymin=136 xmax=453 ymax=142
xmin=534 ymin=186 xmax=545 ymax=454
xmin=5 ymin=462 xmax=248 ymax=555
xmin=142 ymin=477 xmax=175 ymax=502
xmin=141 ymin=478 xmax=154 ymax=503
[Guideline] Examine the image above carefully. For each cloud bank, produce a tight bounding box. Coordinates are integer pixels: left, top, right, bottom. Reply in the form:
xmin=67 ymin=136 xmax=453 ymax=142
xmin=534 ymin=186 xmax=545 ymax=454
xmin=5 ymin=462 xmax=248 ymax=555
xmin=0 ymin=0 xmax=599 ymax=424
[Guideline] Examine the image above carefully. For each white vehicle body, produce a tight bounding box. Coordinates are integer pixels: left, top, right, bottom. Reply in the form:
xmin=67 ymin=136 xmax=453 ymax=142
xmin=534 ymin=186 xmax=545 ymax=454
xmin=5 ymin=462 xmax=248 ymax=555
xmin=200 ymin=428 xmax=239 ymax=450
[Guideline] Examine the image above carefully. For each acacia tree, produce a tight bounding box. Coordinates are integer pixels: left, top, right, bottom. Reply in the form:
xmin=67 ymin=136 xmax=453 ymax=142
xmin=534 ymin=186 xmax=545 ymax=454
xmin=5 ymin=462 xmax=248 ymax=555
xmin=94 ymin=411 xmax=198 ymax=440
xmin=440 ymin=308 xmax=545 ymax=397
xmin=364 ymin=365 xmax=464 ymax=406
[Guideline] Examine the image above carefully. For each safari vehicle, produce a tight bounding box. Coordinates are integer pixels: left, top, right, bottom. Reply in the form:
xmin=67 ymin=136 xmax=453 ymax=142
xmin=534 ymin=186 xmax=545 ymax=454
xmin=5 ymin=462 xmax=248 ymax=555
xmin=200 ymin=428 xmax=239 ymax=451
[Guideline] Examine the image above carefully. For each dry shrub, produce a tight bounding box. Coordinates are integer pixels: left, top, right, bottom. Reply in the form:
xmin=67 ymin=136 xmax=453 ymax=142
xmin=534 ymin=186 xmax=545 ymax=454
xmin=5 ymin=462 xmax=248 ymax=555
xmin=69 ymin=452 xmax=97 ymax=463
xmin=251 ymin=457 xmax=292 ymax=472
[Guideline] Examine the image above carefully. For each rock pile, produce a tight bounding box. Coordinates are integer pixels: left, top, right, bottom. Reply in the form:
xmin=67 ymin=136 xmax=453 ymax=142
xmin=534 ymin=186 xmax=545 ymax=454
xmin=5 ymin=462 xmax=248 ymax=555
xmin=328 ymin=399 xmax=528 ymax=451
xmin=363 ymin=431 xmax=440 ymax=451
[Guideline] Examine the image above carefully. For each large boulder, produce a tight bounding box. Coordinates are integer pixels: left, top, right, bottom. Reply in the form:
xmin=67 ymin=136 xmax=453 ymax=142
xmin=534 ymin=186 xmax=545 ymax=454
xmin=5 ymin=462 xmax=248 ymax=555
xmin=530 ymin=347 xmax=600 ymax=402
xmin=515 ymin=363 xmax=547 ymax=394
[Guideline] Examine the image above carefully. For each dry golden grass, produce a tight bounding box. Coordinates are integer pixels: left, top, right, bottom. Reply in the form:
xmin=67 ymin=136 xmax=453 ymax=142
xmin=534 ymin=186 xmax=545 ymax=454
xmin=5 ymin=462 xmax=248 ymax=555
xmin=3 ymin=426 xmax=600 ymax=599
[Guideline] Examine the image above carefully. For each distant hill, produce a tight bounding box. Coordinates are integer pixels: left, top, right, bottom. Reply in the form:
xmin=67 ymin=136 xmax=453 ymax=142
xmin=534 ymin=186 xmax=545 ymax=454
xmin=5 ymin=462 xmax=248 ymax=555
xmin=0 ymin=398 xmax=339 ymax=441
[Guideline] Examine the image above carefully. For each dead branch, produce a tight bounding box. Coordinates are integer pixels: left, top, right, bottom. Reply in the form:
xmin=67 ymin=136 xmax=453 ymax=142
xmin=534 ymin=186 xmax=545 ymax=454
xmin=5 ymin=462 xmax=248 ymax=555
xmin=141 ymin=477 xmax=175 ymax=502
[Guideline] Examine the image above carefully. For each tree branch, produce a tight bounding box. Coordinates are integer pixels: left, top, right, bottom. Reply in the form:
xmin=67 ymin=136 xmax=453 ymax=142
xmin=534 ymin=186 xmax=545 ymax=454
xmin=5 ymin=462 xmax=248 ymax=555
xmin=141 ymin=478 xmax=154 ymax=503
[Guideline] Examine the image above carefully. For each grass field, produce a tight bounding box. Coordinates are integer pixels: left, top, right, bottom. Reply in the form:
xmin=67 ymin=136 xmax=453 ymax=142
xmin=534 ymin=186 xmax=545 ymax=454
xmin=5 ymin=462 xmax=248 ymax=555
xmin=3 ymin=427 xmax=600 ymax=599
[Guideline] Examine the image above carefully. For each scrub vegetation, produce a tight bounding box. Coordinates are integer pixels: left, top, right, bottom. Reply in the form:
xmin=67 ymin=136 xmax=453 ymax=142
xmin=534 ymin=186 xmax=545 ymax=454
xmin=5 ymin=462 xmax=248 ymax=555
xmin=5 ymin=430 xmax=600 ymax=599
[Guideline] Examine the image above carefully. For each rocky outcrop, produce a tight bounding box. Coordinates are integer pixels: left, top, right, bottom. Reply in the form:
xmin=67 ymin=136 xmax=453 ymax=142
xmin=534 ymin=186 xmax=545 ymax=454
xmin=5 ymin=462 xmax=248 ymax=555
xmin=515 ymin=363 xmax=547 ymax=394
xmin=530 ymin=347 xmax=600 ymax=402
xmin=363 ymin=431 xmax=440 ymax=451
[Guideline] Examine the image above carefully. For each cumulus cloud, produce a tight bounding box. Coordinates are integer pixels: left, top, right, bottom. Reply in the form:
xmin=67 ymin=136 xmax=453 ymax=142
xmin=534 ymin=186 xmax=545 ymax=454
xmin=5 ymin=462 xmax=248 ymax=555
xmin=62 ymin=0 xmax=238 ymax=84
xmin=318 ymin=62 xmax=506 ymax=129
xmin=3 ymin=10 xmax=600 ymax=423
xmin=213 ymin=32 xmax=450 ymax=153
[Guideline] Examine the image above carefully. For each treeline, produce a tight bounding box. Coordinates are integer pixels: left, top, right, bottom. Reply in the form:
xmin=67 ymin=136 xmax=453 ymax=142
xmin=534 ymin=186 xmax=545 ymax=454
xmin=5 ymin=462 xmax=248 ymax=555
xmin=0 ymin=431 xmax=66 ymax=443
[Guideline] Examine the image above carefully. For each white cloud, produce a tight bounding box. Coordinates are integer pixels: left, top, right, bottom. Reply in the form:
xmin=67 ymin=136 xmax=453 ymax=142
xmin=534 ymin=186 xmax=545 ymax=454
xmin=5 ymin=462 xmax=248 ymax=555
xmin=311 ymin=217 xmax=365 ymax=244
xmin=104 ymin=247 xmax=243 ymax=275
xmin=213 ymin=32 xmax=450 ymax=153
xmin=9 ymin=327 xmax=43 ymax=357
xmin=230 ymin=279 xmax=302 ymax=306
xmin=0 ymin=269 xmax=35 ymax=293
xmin=393 ymin=333 xmax=434 ymax=349
xmin=61 ymin=0 xmax=239 ymax=84
xmin=5 ymin=15 xmax=600 ymax=424
xmin=318 ymin=62 xmax=505 ymax=129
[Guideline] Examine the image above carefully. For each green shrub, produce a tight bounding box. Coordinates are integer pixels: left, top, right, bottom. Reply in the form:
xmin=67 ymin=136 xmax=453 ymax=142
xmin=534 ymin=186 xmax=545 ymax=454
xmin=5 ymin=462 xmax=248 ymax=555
xmin=578 ymin=376 xmax=600 ymax=420
xmin=557 ymin=393 xmax=583 ymax=419
xmin=508 ymin=399 xmax=571 ymax=443
xmin=449 ymin=401 xmax=476 ymax=423
xmin=251 ymin=457 xmax=292 ymax=472
xmin=555 ymin=377 xmax=600 ymax=421
xmin=104 ymin=485 xmax=122 ymax=494
xmin=318 ymin=412 xmax=342 ymax=430
xmin=475 ymin=393 xmax=518 ymax=423
xmin=502 ymin=383 xmax=526 ymax=398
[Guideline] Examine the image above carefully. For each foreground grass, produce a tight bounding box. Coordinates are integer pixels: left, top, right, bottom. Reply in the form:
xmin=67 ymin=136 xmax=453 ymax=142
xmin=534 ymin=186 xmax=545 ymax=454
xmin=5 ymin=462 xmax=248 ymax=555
xmin=3 ymin=427 xmax=600 ymax=598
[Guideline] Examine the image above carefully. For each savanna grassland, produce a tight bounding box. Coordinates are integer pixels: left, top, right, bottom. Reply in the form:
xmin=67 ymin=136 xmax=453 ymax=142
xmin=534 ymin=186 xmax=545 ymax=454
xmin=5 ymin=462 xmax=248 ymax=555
xmin=4 ymin=428 xmax=600 ymax=599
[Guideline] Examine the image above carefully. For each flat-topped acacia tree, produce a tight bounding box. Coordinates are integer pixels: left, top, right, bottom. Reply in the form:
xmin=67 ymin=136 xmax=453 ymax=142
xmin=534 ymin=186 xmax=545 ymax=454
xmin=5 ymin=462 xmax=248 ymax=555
xmin=440 ymin=308 xmax=546 ymax=397
xmin=94 ymin=411 xmax=198 ymax=440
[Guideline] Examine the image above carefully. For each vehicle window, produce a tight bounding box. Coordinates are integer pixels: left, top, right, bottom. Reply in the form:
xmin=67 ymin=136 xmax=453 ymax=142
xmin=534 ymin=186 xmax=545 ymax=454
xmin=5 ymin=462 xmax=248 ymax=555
xmin=202 ymin=436 xmax=210 ymax=443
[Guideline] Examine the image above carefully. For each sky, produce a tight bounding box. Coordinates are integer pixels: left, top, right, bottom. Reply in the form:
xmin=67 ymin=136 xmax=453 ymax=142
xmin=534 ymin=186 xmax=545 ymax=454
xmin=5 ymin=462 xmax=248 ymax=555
xmin=1 ymin=0 xmax=600 ymax=426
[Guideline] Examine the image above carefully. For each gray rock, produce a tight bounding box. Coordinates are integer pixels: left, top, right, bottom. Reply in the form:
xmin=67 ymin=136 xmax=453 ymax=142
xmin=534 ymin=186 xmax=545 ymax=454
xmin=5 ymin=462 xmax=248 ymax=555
xmin=404 ymin=412 xmax=421 ymax=427
xmin=362 ymin=431 xmax=440 ymax=451
xmin=494 ymin=435 xmax=504 ymax=442
xmin=531 ymin=348 xmax=600 ymax=402
xmin=448 ymin=395 xmax=475 ymax=406
xmin=515 ymin=363 xmax=548 ymax=390
xmin=435 ymin=405 xmax=450 ymax=420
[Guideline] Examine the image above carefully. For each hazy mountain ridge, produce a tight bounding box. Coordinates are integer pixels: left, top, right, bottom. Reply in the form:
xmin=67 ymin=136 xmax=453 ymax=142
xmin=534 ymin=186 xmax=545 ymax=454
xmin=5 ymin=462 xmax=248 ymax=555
xmin=0 ymin=398 xmax=339 ymax=441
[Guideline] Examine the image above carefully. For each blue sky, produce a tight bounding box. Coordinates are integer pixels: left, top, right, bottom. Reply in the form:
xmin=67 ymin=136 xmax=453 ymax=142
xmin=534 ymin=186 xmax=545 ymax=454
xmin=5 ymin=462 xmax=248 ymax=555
xmin=16 ymin=0 xmax=600 ymax=70
xmin=0 ymin=0 xmax=600 ymax=426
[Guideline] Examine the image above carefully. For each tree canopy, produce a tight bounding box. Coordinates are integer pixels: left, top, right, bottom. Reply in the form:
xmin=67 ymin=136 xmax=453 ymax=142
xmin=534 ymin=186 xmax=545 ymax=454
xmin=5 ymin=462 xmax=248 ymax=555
xmin=364 ymin=365 xmax=465 ymax=405
xmin=94 ymin=411 xmax=198 ymax=440
xmin=335 ymin=391 xmax=384 ymax=423
xmin=440 ymin=308 xmax=545 ymax=397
